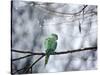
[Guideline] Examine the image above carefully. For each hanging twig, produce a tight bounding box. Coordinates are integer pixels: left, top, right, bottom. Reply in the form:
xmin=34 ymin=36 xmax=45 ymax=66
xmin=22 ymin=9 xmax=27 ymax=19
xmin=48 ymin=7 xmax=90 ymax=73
xmin=79 ymin=20 xmax=81 ymax=33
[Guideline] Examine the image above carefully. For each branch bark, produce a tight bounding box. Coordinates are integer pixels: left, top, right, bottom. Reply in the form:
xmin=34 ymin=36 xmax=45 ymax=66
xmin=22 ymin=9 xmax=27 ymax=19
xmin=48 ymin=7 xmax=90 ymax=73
xmin=12 ymin=47 xmax=97 ymax=56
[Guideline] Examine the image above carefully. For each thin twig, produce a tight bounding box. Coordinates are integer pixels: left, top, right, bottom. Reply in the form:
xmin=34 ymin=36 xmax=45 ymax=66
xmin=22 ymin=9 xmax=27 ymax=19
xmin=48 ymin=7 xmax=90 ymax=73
xmin=11 ymin=65 xmax=27 ymax=74
xmin=30 ymin=67 xmax=32 ymax=73
xmin=12 ymin=55 xmax=44 ymax=74
xmin=24 ymin=55 xmax=44 ymax=73
xmin=11 ymin=49 xmax=33 ymax=54
xmin=74 ymin=5 xmax=88 ymax=15
xmin=11 ymin=49 xmax=45 ymax=55
xmin=36 ymin=5 xmax=88 ymax=16
xmin=12 ymin=54 xmax=32 ymax=61
xmin=12 ymin=47 xmax=97 ymax=56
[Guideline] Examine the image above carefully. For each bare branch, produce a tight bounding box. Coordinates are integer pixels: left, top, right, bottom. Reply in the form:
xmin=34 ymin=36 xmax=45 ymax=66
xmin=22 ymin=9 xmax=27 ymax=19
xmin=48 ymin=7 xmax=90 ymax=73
xmin=35 ymin=4 xmax=88 ymax=16
xmin=11 ymin=46 xmax=97 ymax=74
xmin=12 ymin=47 xmax=97 ymax=56
xmin=74 ymin=5 xmax=88 ymax=15
xmin=12 ymin=49 xmax=45 ymax=55
xmin=11 ymin=65 xmax=27 ymax=74
xmin=24 ymin=55 xmax=45 ymax=73
xmin=12 ymin=55 xmax=45 ymax=74
xmin=12 ymin=54 xmax=32 ymax=61
xmin=53 ymin=47 xmax=97 ymax=55
xmin=11 ymin=49 xmax=33 ymax=54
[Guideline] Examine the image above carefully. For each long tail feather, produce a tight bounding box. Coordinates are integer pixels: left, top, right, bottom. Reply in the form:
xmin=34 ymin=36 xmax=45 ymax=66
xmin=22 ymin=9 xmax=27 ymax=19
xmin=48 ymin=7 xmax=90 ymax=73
xmin=45 ymin=55 xmax=50 ymax=66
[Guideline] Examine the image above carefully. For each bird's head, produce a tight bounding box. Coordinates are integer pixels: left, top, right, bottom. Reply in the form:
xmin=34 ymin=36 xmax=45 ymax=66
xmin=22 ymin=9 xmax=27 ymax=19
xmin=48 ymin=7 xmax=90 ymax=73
xmin=51 ymin=33 xmax=58 ymax=40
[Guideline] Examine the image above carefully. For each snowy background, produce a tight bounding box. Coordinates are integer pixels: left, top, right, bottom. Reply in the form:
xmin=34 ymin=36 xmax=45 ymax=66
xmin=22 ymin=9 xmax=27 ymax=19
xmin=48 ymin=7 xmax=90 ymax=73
xmin=11 ymin=0 xmax=97 ymax=74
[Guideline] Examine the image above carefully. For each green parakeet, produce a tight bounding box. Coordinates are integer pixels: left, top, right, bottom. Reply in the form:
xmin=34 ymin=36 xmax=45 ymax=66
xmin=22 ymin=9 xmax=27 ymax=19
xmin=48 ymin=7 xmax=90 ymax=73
xmin=44 ymin=33 xmax=58 ymax=65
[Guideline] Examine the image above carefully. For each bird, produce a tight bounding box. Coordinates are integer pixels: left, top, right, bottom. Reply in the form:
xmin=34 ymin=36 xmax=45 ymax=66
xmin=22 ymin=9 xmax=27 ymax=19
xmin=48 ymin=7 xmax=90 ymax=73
xmin=44 ymin=33 xmax=58 ymax=66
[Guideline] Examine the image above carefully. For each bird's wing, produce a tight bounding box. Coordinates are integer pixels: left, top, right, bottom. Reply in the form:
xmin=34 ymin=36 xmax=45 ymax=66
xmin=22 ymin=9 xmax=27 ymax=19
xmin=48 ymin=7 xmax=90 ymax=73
xmin=44 ymin=38 xmax=48 ymax=50
xmin=44 ymin=37 xmax=57 ymax=51
xmin=53 ymin=41 xmax=57 ymax=50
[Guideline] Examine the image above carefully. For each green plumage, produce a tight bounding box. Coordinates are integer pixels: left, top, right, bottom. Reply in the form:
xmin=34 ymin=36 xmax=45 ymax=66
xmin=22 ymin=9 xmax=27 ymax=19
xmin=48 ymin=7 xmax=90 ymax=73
xmin=44 ymin=34 xmax=58 ymax=65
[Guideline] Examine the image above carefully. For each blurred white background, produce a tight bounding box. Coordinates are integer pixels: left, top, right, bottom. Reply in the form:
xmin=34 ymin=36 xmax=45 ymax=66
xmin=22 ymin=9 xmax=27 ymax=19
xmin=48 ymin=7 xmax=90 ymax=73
xmin=0 ymin=0 xmax=100 ymax=75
